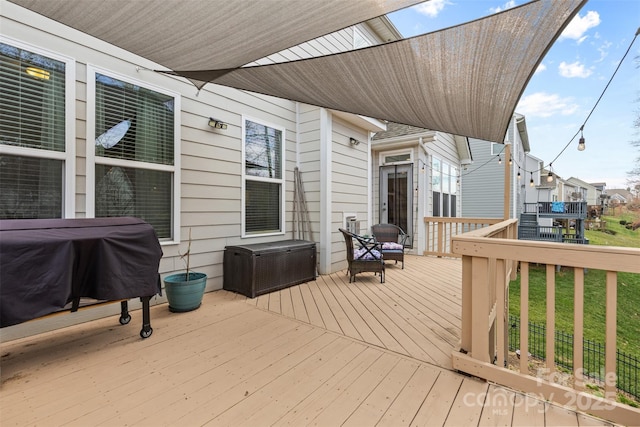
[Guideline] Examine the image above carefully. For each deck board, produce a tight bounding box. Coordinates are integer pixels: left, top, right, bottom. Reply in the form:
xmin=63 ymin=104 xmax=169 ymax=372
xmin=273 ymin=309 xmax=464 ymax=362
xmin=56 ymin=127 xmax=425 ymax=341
xmin=0 ymin=256 xmax=616 ymax=426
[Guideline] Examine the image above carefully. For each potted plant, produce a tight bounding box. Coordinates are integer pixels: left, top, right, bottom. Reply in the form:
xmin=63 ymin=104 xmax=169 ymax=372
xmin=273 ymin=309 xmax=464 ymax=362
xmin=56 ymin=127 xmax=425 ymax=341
xmin=163 ymin=228 xmax=207 ymax=312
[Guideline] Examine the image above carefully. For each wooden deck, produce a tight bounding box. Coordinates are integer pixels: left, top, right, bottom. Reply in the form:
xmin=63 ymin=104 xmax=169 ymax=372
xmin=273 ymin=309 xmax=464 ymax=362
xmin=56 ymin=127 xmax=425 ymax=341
xmin=0 ymin=256 xmax=614 ymax=426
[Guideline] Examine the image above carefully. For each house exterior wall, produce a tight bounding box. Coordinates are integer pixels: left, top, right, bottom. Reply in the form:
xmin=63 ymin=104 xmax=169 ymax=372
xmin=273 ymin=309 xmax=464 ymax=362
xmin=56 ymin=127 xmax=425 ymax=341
xmin=461 ymin=139 xmax=506 ymax=218
xmin=370 ymin=130 xmax=463 ymax=254
xmin=1 ymin=3 xmax=388 ymax=337
xmin=461 ymin=115 xmax=530 ymax=219
xmin=566 ymin=177 xmax=600 ymax=205
xmin=330 ymin=116 xmax=371 ymax=273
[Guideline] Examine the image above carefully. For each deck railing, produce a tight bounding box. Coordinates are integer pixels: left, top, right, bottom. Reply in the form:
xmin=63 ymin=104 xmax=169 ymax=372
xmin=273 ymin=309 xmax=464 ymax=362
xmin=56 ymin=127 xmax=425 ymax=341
xmin=423 ymin=217 xmax=502 ymax=257
xmin=517 ymin=225 xmax=563 ymax=242
xmin=524 ymin=201 xmax=588 ymax=218
xmin=451 ymin=219 xmax=640 ymax=426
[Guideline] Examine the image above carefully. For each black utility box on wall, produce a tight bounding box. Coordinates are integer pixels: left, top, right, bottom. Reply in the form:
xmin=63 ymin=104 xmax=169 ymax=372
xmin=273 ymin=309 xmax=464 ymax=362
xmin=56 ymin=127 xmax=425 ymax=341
xmin=223 ymin=240 xmax=316 ymax=298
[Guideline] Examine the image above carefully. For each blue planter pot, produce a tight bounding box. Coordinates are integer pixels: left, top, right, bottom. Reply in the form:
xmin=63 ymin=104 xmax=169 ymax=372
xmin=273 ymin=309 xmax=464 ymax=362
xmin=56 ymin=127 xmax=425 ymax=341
xmin=163 ymin=272 xmax=207 ymax=312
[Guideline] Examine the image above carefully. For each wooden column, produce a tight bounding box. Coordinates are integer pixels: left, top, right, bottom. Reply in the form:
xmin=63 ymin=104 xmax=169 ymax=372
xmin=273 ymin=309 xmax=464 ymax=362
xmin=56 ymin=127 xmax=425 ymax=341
xmin=503 ymin=143 xmax=511 ymax=220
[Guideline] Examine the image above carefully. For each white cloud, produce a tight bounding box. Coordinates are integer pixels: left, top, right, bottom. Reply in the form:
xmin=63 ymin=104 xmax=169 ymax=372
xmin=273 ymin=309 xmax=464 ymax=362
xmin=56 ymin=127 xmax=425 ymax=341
xmin=560 ymin=11 xmax=600 ymax=41
xmin=596 ymin=41 xmax=612 ymax=63
xmin=534 ymin=63 xmax=547 ymax=74
xmin=516 ymin=92 xmax=579 ymax=118
xmin=490 ymin=1 xmax=516 ymax=14
xmin=413 ymin=0 xmax=451 ymax=18
xmin=558 ymin=61 xmax=592 ymax=78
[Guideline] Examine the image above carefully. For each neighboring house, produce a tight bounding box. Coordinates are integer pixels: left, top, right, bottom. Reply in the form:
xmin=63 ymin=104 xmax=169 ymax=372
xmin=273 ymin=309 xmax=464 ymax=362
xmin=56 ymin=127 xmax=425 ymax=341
xmin=0 ymin=2 xmax=402 ymax=318
xmin=461 ymin=113 xmax=531 ymax=219
xmin=370 ymin=123 xmax=473 ymax=255
xmin=607 ymin=188 xmax=633 ymax=205
xmin=566 ymin=177 xmax=600 ymax=205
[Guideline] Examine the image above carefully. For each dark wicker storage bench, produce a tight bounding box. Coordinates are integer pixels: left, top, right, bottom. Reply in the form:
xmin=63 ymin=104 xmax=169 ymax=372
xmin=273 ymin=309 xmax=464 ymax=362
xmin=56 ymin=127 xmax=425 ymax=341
xmin=223 ymin=240 xmax=316 ymax=298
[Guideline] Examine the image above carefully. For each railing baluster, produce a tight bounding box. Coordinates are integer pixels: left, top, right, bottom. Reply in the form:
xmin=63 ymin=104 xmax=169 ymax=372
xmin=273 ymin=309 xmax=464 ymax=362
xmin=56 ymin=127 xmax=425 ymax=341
xmin=606 ymin=270 xmax=617 ymax=398
xmin=496 ymin=258 xmax=506 ymax=368
xmin=546 ymin=264 xmax=556 ymax=374
xmin=574 ymin=267 xmax=584 ymax=390
xmin=520 ymin=261 xmax=529 ymax=374
xmin=461 ymin=255 xmax=472 ymax=352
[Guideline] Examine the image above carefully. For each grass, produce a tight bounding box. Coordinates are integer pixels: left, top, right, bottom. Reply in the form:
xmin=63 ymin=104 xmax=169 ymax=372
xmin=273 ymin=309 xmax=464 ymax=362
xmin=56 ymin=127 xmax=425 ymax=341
xmin=509 ymin=209 xmax=640 ymax=358
xmin=509 ymin=267 xmax=640 ymax=357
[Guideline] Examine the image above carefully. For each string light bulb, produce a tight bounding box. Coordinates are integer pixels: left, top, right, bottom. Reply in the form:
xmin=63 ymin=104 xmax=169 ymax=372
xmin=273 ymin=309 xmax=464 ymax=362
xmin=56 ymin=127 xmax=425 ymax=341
xmin=547 ymin=170 xmax=554 ymax=182
xmin=529 ymin=172 xmax=534 ymax=187
xmin=497 ymin=155 xmax=502 ymax=164
xmin=509 ymin=156 xmax=513 ymax=166
xmin=578 ymin=126 xmax=586 ymax=151
xmin=517 ymin=168 xmax=521 ymax=180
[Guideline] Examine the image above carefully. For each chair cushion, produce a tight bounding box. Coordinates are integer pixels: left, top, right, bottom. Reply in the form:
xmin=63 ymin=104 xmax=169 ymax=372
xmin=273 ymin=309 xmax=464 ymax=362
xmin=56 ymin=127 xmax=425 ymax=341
xmin=381 ymin=242 xmax=403 ymax=250
xmin=353 ymin=248 xmax=382 ymax=260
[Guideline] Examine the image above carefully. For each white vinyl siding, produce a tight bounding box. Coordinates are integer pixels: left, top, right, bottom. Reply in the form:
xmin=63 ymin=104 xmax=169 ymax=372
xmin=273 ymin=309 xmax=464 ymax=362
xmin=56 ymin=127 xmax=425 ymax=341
xmin=330 ymin=116 xmax=370 ymax=273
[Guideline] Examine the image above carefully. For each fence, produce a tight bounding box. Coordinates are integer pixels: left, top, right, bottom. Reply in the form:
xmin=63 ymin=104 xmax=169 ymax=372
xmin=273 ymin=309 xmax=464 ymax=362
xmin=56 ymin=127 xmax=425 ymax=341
xmin=509 ymin=315 xmax=639 ymax=400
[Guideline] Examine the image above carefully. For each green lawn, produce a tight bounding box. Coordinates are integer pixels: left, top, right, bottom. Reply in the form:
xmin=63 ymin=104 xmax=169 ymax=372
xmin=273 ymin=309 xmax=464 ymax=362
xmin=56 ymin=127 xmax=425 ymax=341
xmin=509 ymin=212 xmax=640 ymax=358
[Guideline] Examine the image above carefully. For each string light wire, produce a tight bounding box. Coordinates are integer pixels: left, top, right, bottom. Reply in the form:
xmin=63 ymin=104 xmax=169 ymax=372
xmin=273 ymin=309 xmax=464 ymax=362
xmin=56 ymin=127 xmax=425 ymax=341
xmin=461 ymin=27 xmax=639 ymax=179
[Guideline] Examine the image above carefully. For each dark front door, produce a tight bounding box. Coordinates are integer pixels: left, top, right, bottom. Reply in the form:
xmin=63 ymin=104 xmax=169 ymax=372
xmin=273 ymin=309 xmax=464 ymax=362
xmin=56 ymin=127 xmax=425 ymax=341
xmin=379 ymin=164 xmax=413 ymax=246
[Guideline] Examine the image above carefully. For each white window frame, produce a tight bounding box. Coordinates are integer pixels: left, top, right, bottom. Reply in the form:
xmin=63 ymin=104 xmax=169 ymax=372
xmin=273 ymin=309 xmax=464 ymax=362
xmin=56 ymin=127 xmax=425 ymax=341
xmin=0 ymin=36 xmax=76 ymax=218
xmin=86 ymin=65 xmax=181 ymax=244
xmin=431 ymin=156 xmax=459 ymax=218
xmin=379 ymin=148 xmax=413 ymax=165
xmin=491 ymin=142 xmax=505 ymax=156
xmin=241 ymin=116 xmax=286 ymax=238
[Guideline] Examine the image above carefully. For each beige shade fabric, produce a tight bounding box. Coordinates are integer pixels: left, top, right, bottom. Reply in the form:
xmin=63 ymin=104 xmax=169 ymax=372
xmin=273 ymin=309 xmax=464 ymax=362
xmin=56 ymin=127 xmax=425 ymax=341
xmin=210 ymin=0 xmax=586 ymax=142
xmin=9 ymin=0 xmax=422 ymax=70
xmin=9 ymin=0 xmax=586 ymax=143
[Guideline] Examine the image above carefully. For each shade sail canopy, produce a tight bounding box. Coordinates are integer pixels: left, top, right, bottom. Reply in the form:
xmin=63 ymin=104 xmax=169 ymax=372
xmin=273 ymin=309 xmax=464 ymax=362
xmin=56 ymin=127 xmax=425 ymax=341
xmin=10 ymin=0 xmax=586 ymax=143
xmin=10 ymin=0 xmax=421 ymax=70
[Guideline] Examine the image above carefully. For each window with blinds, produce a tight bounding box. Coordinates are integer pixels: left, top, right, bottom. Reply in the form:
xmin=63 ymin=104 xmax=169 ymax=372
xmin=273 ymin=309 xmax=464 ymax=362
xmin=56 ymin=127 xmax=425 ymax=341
xmin=0 ymin=42 xmax=66 ymax=219
xmin=93 ymin=72 xmax=175 ymax=239
xmin=243 ymin=119 xmax=284 ymax=235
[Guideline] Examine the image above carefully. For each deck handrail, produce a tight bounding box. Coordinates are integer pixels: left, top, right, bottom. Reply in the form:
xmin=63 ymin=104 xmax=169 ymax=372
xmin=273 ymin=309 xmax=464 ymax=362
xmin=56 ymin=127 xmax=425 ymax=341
xmin=451 ymin=219 xmax=640 ymax=426
xmin=524 ymin=201 xmax=588 ymax=217
xmin=423 ymin=217 xmax=503 ymax=257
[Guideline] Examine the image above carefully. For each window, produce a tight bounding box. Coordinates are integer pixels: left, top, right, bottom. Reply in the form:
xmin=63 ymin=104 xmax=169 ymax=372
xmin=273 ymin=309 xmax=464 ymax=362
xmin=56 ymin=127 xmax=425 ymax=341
xmin=243 ymin=118 xmax=284 ymax=236
xmin=431 ymin=157 xmax=458 ymax=217
xmin=431 ymin=158 xmax=441 ymax=217
xmin=0 ymin=40 xmax=73 ymax=219
xmin=89 ymin=69 xmax=178 ymax=240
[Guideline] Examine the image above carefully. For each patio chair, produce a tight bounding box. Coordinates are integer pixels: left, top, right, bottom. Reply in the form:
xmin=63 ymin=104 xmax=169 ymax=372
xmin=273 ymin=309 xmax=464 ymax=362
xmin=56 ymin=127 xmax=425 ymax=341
xmin=339 ymin=228 xmax=385 ymax=283
xmin=371 ymin=223 xmax=409 ymax=269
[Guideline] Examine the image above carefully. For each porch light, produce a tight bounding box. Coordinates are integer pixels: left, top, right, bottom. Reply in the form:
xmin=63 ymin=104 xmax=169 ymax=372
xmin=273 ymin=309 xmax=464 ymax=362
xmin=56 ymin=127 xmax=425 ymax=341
xmin=546 ymin=163 xmax=554 ymax=183
xmin=208 ymin=118 xmax=227 ymax=129
xmin=349 ymin=137 xmax=361 ymax=146
xmin=25 ymin=67 xmax=50 ymax=80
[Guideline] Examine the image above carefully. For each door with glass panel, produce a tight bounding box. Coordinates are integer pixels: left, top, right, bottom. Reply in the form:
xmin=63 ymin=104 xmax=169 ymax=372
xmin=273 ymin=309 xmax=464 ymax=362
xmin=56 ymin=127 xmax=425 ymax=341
xmin=379 ymin=164 xmax=413 ymax=247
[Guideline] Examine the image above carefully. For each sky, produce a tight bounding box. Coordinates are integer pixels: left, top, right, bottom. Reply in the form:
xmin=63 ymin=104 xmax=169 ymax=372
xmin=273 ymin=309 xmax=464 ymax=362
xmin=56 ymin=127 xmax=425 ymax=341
xmin=388 ymin=0 xmax=640 ymax=190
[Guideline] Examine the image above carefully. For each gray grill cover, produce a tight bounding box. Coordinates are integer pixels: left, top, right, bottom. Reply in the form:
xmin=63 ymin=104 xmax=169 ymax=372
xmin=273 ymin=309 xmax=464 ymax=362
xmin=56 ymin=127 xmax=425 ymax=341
xmin=0 ymin=217 xmax=162 ymax=327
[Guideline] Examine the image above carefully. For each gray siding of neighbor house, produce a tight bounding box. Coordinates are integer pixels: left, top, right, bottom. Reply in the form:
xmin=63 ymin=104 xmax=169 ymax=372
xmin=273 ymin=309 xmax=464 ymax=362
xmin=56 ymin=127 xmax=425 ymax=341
xmin=461 ymin=139 xmax=506 ymax=219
